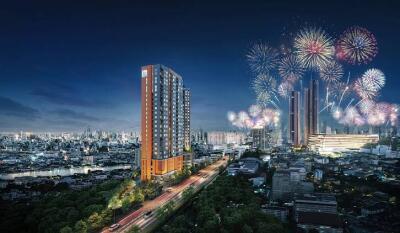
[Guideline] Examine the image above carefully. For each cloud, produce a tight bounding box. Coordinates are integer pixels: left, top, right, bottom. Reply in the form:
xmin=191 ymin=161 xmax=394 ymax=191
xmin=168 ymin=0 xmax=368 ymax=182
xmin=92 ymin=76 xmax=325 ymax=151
xmin=49 ymin=109 xmax=100 ymax=122
xmin=0 ymin=96 xmax=40 ymax=120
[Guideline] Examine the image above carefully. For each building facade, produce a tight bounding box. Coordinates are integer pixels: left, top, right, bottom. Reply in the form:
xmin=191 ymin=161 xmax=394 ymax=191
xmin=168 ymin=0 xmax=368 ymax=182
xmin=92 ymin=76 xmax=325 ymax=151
xmin=308 ymin=134 xmax=379 ymax=154
xmin=183 ymin=88 xmax=191 ymax=151
xmin=251 ymin=127 xmax=271 ymax=150
xmin=207 ymin=131 xmax=246 ymax=146
xmin=304 ymin=79 xmax=319 ymax=144
xmin=289 ymin=91 xmax=300 ymax=145
xmin=140 ymin=64 xmax=187 ymax=181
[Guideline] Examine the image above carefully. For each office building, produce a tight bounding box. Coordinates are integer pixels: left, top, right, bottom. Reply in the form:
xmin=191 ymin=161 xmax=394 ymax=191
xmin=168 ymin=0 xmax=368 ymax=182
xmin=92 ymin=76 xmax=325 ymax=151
xmin=183 ymin=88 xmax=191 ymax=151
xmin=141 ymin=64 xmax=187 ymax=181
xmin=308 ymin=134 xmax=379 ymax=154
xmin=304 ymin=79 xmax=319 ymax=144
xmin=289 ymin=91 xmax=300 ymax=145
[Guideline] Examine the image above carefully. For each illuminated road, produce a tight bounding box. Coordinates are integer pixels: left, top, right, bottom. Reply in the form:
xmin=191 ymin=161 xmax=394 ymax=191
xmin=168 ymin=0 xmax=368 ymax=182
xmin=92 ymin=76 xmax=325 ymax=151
xmin=101 ymin=157 xmax=227 ymax=233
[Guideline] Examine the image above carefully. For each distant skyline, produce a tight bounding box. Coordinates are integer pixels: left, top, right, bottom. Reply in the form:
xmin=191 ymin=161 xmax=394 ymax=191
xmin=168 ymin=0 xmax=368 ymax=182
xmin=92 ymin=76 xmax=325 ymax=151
xmin=1 ymin=0 xmax=399 ymax=132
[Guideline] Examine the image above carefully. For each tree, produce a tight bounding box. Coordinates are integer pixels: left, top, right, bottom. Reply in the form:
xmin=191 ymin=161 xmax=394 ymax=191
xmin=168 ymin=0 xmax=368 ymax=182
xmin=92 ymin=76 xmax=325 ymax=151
xmin=87 ymin=212 xmax=103 ymax=231
xmin=156 ymin=201 xmax=175 ymax=220
xmin=121 ymin=197 xmax=131 ymax=213
xmin=59 ymin=226 xmax=73 ymax=233
xmin=74 ymin=220 xmax=88 ymax=233
xmin=128 ymin=225 xmax=141 ymax=233
xmin=242 ymin=224 xmax=253 ymax=233
xmin=182 ymin=186 xmax=195 ymax=201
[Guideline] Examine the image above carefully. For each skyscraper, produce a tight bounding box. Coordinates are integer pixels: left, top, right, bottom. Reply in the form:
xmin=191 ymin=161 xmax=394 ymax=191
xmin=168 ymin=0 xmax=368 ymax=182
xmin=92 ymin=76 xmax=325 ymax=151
xmin=304 ymin=79 xmax=319 ymax=144
xmin=183 ymin=88 xmax=191 ymax=151
xmin=289 ymin=91 xmax=300 ymax=145
xmin=141 ymin=64 xmax=186 ymax=181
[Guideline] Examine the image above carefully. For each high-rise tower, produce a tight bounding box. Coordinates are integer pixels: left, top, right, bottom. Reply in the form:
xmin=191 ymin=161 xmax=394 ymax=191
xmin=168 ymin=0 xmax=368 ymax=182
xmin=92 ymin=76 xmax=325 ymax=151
xmin=289 ymin=91 xmax=300 ymax=145
xmin=183 ymin=88 xmax=191 ymax=151
xmin=141 ymin=64 xmax=186 ymax=181
xmin=304 ymin=79 xmax=319 ymax=144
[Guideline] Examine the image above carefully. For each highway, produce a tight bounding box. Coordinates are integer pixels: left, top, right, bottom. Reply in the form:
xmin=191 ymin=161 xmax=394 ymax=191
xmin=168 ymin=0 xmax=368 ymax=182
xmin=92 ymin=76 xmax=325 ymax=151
xmin=101 ymin=157 xmax=228 ymax=233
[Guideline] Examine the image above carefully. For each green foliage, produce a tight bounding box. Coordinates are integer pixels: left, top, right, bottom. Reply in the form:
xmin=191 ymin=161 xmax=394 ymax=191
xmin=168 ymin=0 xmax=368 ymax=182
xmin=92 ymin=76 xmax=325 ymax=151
xmin=156 ymin=200 xmax=176 ymax=221
xmin=0 ymin=177 xmax=165 ymax=233
xmin=182 ymin=186 xmax=195 ymax=201
xmin=168 ymin=166 xmax=192 ymax=185
xmin=362 ymin=142 xmax=377 ymax=149
xmin=59 ymin=226 xmax=73 ymax=233
xmin=127 ymin=225 xmax=141 ymax=233
xmin=159 ymin=175 xmax=286 ymax=233
xmin=74 ymin=220 xmax=88 ymax=233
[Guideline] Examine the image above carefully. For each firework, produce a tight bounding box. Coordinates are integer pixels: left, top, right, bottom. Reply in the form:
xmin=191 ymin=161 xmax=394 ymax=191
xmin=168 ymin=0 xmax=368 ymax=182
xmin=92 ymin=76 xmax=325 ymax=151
xmin=359 ymin=99 xmax=375 ymax=114
xmin=227 ymin=107 xmax=280 ymax=129
xmin=336 ymin=26 xmax=378 ymax=64
xmin=319 ymin=61 xmax=343 ymax=84
xmin=246 ymin=43 xmax=279 ymax=74
xmin=331 ymin=106 xmax=343 ymax=120
xmin=366 ymin=103 xmax=389 ymax=126
xmin=354 ymin=77 xmax=378 ymax=99
xmin=227 ymin=111 xmax=236 ymax=122
xmin=389 ymin=105 xmax=399 ymax=126
xmin=249 ymin=104 xmax=262 ymax=117
xmin=294 ymin=27 xmax=335 ymax=69
xmin=278 ymin=54 xmax=305 ymax=82
xmin=362 ymin=68 xmax=385 ymax=92
xmin=339 ymin=107 xmax=365 ymax=126
xmin=252 ymin=73 xmax=278 ymax=107
xmin=330 ymin=81 xmax=351 ymax=103
xmin=278 ymin=81 xmax=293 ymax=99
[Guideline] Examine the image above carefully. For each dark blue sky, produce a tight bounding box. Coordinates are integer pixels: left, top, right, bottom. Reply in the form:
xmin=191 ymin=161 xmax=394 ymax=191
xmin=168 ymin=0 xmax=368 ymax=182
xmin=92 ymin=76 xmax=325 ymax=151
xmin=0 ymin=0 xmax=399 ymax=132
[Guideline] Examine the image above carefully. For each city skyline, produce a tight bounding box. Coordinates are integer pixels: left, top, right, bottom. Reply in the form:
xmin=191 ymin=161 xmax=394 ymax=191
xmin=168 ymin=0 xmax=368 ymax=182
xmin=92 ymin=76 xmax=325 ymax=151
xmin=1 ymin=0 xmax=400 ymax=132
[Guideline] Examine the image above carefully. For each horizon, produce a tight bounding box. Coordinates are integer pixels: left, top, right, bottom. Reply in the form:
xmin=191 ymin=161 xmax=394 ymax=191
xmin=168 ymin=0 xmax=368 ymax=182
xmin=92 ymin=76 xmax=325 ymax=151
xmin=0 ymin=0 xmax=399 ymax=133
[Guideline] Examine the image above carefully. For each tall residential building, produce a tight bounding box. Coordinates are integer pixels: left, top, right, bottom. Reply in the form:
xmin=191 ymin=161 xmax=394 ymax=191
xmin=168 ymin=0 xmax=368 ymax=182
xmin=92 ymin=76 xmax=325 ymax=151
xmin=304 ymin=79 xmax=319 ymax=144
xmin=289 ymin=91 xmax=300 ymax=145
xmin=251 ymin=127 xmax=271 ymax=150
xmin=183 ymin=88 xmax=191 ymax=151
xmin=207 ymin=131 xmax=246 ymax=145
xmin=141 ymin=64 xmax=186 ymax=181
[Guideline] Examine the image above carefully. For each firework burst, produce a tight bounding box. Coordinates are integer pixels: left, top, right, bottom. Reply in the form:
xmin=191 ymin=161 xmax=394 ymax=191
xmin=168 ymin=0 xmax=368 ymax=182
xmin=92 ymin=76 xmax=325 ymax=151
xmin=249 ymin=104 xmax=262 ymax=117
xmin=252 ymin=73 xmax=279 ymax=107
xmin=339 ymin=107 xmax=365 ymax=126
xmin=247 ymin=43 xmax=279 ymax=74
xmin=278 ymin=81 xmax=293 ymax=99
xmin=330 ymin=81 xmax=351 ymax=102
xmin=354 ymin=77 xmax=378 ymax=99
xmin=319 ymin=61 xmax=343 ymax=84
xmin=294 ymin=27 xmax=335 ymax=69
xmin=336 ymin=26 xmax=378 ymax=64
xmin=359 ymin=99 xmax=375 ymax=115
xmin=331 ymin=106 xmax=343 ymax=120
xmin=278 ymin=54 xmax=305 ymax=82
xmin=362 ymin=68 xmax=385 ymax=92
xmin=227 ymin=107 xmax=280 ymax=129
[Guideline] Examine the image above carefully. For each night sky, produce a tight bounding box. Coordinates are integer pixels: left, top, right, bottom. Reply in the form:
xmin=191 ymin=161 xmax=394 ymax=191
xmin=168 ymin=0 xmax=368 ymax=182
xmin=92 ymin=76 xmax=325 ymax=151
xmin=1 ymin=0 xmax=399 ymax=132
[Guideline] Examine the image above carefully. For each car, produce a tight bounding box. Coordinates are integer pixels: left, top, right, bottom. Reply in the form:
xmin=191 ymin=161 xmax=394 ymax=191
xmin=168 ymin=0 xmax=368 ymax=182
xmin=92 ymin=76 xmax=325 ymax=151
xmin=197 ymin=173 xmax=202 ymax=176
xmin=144 ymin=210 xmax=153 ymax=219
xmin=166 ymin=187 xmax=173 ymax=192
xmin=202 ymin=174 xmax=208 ymax=178
xmin=108 ymin=223 xmax=120 ymax=231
